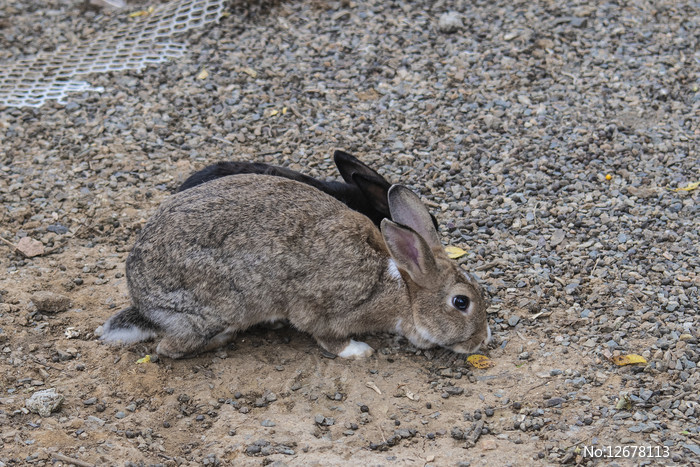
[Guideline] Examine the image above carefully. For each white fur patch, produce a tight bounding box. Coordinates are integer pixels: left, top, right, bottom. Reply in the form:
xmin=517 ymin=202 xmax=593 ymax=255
xmin=100 ymin=326 xmax=156 ymax=344
xmin=414 ymin=323 xmax=436 ymax=344
xmin=387 ymin=259 xmax=402 ymax=281
xmin=394 ymin=318 xmax=404 ymax=335
xmin=338 ymin=339 xmax=374 ymax=359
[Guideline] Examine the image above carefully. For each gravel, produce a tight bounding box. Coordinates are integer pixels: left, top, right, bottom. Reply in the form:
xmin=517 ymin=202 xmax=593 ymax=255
xmin=0 ymin=0 xmax=698 ymax=464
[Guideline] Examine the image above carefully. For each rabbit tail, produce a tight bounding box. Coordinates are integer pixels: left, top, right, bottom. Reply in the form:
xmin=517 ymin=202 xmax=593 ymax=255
xmin=99 ymin=306 xmax=159 ymax=343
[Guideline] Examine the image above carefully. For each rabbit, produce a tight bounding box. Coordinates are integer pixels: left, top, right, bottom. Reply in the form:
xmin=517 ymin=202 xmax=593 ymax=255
xmin=98 ymin=174 xmax=490 ymax=359
xmin=177 ymin=150 xmax=438 ymax=229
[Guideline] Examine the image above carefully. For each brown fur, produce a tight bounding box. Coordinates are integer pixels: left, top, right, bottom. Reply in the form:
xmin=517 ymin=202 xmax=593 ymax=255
xmin=100 ymin=175 xmax=490 ymax=359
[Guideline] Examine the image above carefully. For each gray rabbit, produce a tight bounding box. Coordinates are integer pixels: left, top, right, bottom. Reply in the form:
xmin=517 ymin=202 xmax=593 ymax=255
xmin=98 ymin=175 xmax=491 ymax=359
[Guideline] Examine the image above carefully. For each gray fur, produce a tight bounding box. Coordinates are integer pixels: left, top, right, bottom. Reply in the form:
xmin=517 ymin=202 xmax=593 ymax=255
xmin=100 ymin=175 xmax=490 ymax=358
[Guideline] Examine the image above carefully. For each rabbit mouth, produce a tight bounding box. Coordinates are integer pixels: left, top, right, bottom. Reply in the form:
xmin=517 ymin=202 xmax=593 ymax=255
xmin=450 ymin=341 xmax=484 ymax=354
xmin=449 ymin=326 xmax=492 ymax=354
xmin=406 ymin=323 xmax=442 ymax=349
xmin=406 ymin=334 xmax=436 ymax=349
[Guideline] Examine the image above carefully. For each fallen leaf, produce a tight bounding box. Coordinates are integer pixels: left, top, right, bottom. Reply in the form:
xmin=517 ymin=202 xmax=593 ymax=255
xmin=282 ymin=107 xmax=288 ymax=115
xmin=612 ymin=354 xmax=647 ymax=366
xmin=467 ymin=354 xmax=494 ymax=369
xmin=16 ymin=237 xmax=45 ymax=257
xmin=136 ymin=355 xmax=152 ymax=364
xmin=671 ymin=181 xmax=700 ymax=192
xmin=129 ymin=6 xmax=154 ymax=17
xmin=269 ymin=109 xmax=279 ymax=117
xmin=445 ymin=245 xmax=467 ymax=259
xmin=196 ymin=68 xmax=209 ymax=80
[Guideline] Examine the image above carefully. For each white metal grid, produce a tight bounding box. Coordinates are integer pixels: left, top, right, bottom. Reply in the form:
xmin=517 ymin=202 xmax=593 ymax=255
xmin=0 ymin=0 xmax=226 ymax=108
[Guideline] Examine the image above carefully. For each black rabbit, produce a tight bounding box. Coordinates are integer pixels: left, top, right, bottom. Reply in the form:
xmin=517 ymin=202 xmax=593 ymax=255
xmin=177 ymin=150 xmax=438 ymax=229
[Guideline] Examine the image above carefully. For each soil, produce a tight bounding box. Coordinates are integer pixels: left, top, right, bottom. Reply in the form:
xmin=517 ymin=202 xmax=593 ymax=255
xmin=1 ymin=0 xmax=698 ymax=466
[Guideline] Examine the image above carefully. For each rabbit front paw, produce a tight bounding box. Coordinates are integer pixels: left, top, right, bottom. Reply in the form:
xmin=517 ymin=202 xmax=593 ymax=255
xmin=315 ymin=337 xmax=374 ymax=359
xmin=338 ymin=340 xmax=374 ymax=359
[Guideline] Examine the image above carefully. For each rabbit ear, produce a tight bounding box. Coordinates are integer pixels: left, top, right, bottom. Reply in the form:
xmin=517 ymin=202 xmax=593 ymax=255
xmin=334 ymin=150 xmax=391 ymax=187
xmin=387 ymin=185 xmax=441 ymax=249
xmin=381 ymin=219 xmax=439 ymax=288
xmin=351 ymin=173 xmax=390 ymax=218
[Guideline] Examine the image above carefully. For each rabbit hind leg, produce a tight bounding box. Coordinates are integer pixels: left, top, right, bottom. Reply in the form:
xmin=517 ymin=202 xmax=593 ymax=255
xmin=156 ymin=334 xmax=209 ymax=359
xmin=155 ymin=325 xmax=238 ymax=359
xmin=198 ymin=327 xmax=237 ymax=353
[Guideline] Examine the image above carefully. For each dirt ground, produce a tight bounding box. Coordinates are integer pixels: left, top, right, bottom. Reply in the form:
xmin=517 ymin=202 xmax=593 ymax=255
xmin=0 ymin=244 xmax=657 ymax=466
xmin=0 ymin=234 xmax=583 ymax=466
xmin=1 ymin=0 xmax=699 ymax=466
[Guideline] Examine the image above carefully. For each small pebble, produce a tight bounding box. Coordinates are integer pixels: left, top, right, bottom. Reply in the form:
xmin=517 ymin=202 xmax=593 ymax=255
xmin=438 ymin=12 xmax=462 ymax=33
xmin=545 ymin=397 xmax=566 ymax=408
xmin=31 ymin=291 xmax=71 ymax=313
xmin=25 ymin=389 xmax=64 ymax=417
xmin=246 ymin=445 xmax=261 ymax=455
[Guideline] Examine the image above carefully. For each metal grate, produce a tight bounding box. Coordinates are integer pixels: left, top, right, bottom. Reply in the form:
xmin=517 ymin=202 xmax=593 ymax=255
xmin=0 ymin=0 xmax=226 ymax=108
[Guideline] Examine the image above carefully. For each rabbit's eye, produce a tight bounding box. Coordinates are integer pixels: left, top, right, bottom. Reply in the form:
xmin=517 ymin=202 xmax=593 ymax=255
xmin=452 ymin=295 xmax=470 ymax=312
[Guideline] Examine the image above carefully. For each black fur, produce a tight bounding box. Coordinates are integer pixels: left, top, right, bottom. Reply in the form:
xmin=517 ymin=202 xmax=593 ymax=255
xmin=177 ymin=150 xmax=439 ymax=229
